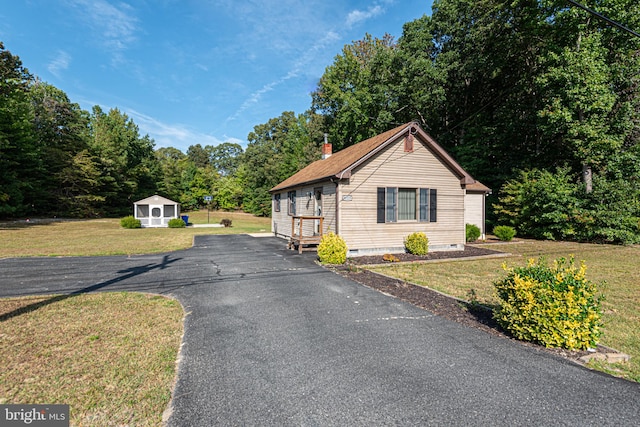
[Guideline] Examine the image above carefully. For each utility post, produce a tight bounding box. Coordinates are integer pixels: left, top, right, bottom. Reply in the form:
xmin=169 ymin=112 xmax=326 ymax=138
xmin=204 ymin=195 xmax=213 ymax=223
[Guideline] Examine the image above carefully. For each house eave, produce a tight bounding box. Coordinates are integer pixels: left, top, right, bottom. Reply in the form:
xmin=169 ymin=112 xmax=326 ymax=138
xmin=269 ymin=121 xmax=481 ymax=193
xmin=269 ymin=173 xmax=349 ymax=193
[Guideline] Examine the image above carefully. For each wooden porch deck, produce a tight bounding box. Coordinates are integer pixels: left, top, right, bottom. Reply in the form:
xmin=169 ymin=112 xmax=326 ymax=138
xmin=287 ymin=216 xmax=324 ymax=254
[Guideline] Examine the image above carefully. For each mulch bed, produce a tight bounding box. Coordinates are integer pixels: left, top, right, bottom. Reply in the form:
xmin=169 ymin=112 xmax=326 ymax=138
xmin=347 ymin=244 xmax=505 ymax=265
xmin=330 ymin=245 xmax=607 ymax=364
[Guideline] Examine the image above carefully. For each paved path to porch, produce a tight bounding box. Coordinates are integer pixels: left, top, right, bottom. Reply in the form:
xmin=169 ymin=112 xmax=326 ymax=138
xmin=1 ymin=235 xmax=638 ymax=425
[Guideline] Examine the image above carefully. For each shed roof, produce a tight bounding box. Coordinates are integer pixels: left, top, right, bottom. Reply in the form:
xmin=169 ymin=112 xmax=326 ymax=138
xmin=270 ymin=122 xmax=490 ymax=193
xmin=134 ymin=194 xmax=179 ymax=205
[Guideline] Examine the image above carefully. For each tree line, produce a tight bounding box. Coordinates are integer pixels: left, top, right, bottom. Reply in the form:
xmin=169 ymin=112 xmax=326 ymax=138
xmin=1 ymin=43 xmax=156 ymax=218
xmin=250 ymin=0 xmax=640 ymax=243
xmin=0 ymin=40 xmax=326 ymax=218
xmin=2 ymin=0 xmax=640 ymax=243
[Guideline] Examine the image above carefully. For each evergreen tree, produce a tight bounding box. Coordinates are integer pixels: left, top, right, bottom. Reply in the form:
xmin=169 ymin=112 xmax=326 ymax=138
xmin=0 ymin=42 xmax=34 ymax=216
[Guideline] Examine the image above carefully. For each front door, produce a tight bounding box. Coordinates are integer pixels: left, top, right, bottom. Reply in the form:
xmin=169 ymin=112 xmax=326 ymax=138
xmin=314 ymin=188 xmax=322 ymax=235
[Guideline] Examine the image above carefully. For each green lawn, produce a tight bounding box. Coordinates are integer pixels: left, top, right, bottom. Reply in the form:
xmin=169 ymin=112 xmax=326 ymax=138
xmin=0 ymin=210 xmax=270 ymax=425
xmin=0 ymin=293 xmax=183 ymax=426
xmin=368 ymin=240 xmax=640 ymax=382
xmin=2 ymin=215 xmax=637 ymax=422
xmin=0 ymin=210 xmax=271 ymax=257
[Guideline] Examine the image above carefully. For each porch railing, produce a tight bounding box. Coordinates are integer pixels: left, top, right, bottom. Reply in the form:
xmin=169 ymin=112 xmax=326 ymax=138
xmin=288 ymin=216 xmax=324 ymax=254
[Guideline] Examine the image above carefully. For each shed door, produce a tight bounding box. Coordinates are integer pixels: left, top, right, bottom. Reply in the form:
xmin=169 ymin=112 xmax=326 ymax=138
xmin=150 ymin=205 xmax=163 ymax=227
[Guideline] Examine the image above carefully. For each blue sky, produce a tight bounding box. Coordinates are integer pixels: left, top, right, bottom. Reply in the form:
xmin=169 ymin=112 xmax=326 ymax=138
xmin=2 ymin=0 xmax=433 ymax=153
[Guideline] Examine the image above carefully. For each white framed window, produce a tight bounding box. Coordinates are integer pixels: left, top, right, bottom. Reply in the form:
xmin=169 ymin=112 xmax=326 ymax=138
xmin=287 ymin=190 xmax=296 ymax=215
xmin=274 ymin=193 xmax=281 ymax=212
xmin=377 ymin=187 xmax=436 ymax=223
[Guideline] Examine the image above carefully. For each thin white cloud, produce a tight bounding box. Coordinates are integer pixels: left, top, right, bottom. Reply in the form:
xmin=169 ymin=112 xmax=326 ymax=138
xmin=221 ymin=1 xmax=392 ymax=125
xmin=225 ymin=30 xmax=340 ymax=124
xmin=47 ymin=50 xmax=71 ymax=78
xmin=126 ymin=109 xmax=231 ymax=151
xmin=226 ymin=81 xmax=279 ymax=124
xmin=67 ymin=0 xmax=139 ymax=51
xmin=346 ymin=5 xmax=384 ymax=28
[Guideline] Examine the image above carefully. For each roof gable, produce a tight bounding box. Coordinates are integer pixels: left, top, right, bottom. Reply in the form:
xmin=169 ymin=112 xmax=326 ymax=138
xmin=271 ymin=122 xmax=487 ymax=193
xmin=134 ymin=194 xmax=179 ymax=205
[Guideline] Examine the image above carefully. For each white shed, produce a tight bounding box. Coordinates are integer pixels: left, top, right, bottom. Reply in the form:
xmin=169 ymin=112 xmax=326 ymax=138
xmin=134 ymin=195 xmax=180 ymax=228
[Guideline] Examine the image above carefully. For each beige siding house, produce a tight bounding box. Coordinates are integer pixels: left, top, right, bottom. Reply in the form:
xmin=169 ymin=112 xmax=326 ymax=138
xmin=270 ymin=122 xmax=490 ymax=256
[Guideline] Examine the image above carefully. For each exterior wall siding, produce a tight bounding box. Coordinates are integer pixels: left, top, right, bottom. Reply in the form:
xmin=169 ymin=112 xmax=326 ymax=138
xmin=271 ymin=191 xmax=294 ymax=237
xmin=464 ymin=193 xmax=485 ymax=236
xmin=338 ymin=136 xmax=465 ymax=253
xmin=271 ymin=184 xmax=336 ymax=239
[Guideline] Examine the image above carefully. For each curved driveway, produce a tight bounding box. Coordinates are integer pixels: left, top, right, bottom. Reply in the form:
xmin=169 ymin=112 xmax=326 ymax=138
xmin=1 ymin=234 xmax=639 ymax=425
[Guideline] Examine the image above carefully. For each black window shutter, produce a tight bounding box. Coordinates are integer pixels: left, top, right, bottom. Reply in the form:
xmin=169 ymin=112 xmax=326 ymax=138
xmin=377 ymin=187 xmax=385 ymax=223
xmin=429 ymin=189 xmax=437 ymax=222
xmin=419 ymin=188 xmax=429 ymax=222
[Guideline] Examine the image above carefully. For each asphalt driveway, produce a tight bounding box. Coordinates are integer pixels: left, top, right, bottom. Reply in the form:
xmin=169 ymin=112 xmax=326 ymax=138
xmin=1 ymin=234 xmax=639 ymax=425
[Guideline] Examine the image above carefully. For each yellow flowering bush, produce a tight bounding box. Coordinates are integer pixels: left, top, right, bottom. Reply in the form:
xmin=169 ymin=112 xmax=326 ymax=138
xmin=317 ymin=232 xmax=348 ymax=264
xmin=493 ymin=256 xmax=603 ymax=350
xmin=404 ymin=232 xmax=429 ymax=255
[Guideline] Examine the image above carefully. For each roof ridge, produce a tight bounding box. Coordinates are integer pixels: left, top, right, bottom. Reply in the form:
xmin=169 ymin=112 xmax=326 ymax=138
xmin=269 ymin=122 xmax=490 ymax=193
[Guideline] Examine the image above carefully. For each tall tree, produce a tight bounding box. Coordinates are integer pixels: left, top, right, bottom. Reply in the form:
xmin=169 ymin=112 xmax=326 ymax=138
xmin=0 ymin=42 xmax=35 ymax=216
xmin=58 ymin=149 xmax=104 ymax=217
xmin=311 ymin=34 xmax=399 ymax=150
xmin=241 ymin=111 xmax=323 ymax=216
xmin=28 ymin=81 xmax=92 ymax=214
xmin=426 ymin=0 xmax=551 ymax=188
xmin=536 ymin=0 xmax=640 ymax=186
xmin=187 ymin=143 xmax=210 ymax=168
xmin=394 ymin=15 xmax=446 ymax=131
xmin=89 ymin=106 xmax=159 ymax=215
xmin=155 ymin=146 xmax=188 ymax=201
xmin=206 ymin=142 xmax=243 ymax=176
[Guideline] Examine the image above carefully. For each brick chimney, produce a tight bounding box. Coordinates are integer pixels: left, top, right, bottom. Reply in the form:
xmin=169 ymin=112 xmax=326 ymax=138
xmin=322 ymin=133 xmax=332 ymax=159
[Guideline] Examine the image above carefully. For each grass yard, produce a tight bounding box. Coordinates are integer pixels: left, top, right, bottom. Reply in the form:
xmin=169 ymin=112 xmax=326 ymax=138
xmin=0 ymin=210 xmax=269 ymax=424
xmin=0 ymin=292 xmax=184 ymax=426
xmin=0 ymin=210 xmax=271 ymax=257
xmin=368 ymin=240 xmax=640 ymax=382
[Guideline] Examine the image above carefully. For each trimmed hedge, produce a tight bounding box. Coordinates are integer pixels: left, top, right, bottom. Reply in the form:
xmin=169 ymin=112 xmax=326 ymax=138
xmin=168 ymin=218 xmax=186 ymax=228
xmin=493 ymin=225 xmax=516 ymax=241
xmin=120 ymin=216 xmax=141 ymax=229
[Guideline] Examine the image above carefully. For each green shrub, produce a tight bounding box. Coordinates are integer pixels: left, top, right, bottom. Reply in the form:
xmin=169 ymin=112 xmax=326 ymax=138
xmin=120 ymin=216 xmax=141 ymax=229
xmin=493 ymin=256 xmax=603 ymax=350
xmin=404 ymin=232 xmax=429 ymax=255
xmin=466 ymin=223 xmax=481 ymax=242
xmin=493 ymin=167 xmax=640 ymax=244
xmin=493 ymin=167 xmax=579 ymax=241
xmin=168 ymin=218 xmax=186 ymax=228
xmin=317 ymin=232 xmax=348 ymax=264
xmin=220 ymin=218 xmax=232 ymax=227
xmin=493 ymin=225 xmax=516 ymax=241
